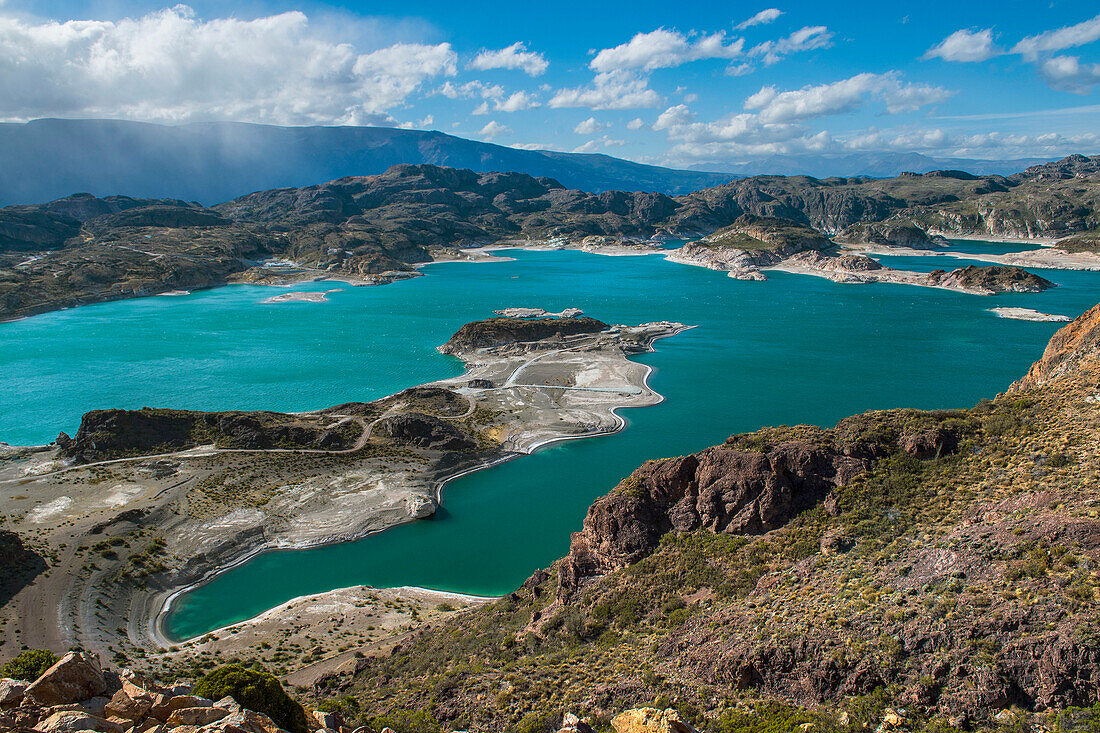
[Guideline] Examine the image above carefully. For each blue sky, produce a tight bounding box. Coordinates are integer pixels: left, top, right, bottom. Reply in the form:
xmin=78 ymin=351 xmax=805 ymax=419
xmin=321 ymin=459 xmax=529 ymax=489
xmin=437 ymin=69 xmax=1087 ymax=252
xmin=1 ymin=0 xmax=1098 ymax=167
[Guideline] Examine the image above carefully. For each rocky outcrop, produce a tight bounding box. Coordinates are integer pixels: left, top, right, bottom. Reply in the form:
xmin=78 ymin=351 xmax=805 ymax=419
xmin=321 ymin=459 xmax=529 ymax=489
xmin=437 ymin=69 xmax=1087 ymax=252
xmin=60 ymin=408 xmax=361 ymax=463
xmin=834 ymin=220 xmax=947 ymax=249
xmin=558 ymin=437 xmax=870 ymax=597
xmin=665 ymin=215 xmax=832 ymax=279
xmin=439 ymin=316 xmax=608 ymax=354
xmin=1009 ymin=302 xmax=1100 ymax=392
xmin=24 ymin=652 xmax=107 ymax=707
xmin=3 ymin=658 xmax=311 ymax=733
xmin=375 ymin=413 xmax=476 ymax=452
xmin=927 ymin=265 xmax=1054 ymax=294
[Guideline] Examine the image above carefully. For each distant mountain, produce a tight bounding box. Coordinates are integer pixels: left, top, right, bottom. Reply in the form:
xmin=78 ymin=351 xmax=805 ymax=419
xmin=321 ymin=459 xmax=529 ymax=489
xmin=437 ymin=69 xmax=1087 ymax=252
xmin=0 ymin=119 xmax=735 ymax=206
xmin=690 ymin=152 xmax=1053 ymax=179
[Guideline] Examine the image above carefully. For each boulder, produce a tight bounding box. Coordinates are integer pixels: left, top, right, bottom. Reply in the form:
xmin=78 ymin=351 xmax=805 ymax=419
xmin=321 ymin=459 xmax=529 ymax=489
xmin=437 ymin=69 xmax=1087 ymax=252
xmin=611 ymin=708 xmax=697 ymax=733
xmin=79 ymin=697 xmax=111 ymax=717
xmin=35 ymin=710 xmax=123 ymax=733
xmin=103 ymin=689 xmax=154 ymax=722
xmin=214 ymin=697 xmax=242 ymax=713
xmin=558 ymin=712 xmax=595 ymax=733
xmin=206 ymin=709 xmax=291 ymax=733
xmin=0 ymin=677 xmax=28 ymax=707
xmin=166 ymin=706 xmax=229 ymax=726
xmin=147 ymin=695 xmax=212 ymax=721
xmin=311 ymin=710 xmax=338 ymax=730
xmin=24 ymin=652 xmax=107 ymax=707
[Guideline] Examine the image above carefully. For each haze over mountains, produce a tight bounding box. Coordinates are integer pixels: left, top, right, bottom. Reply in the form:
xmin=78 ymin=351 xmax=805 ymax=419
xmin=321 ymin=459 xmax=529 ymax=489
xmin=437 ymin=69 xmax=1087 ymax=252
xmin=0 ymin=119 xmax=735 ymax=206
xmin=0 ymin=119 xmax=1059 ymax=207
xmin=691 ymin=152 xmax=1051 ymax=179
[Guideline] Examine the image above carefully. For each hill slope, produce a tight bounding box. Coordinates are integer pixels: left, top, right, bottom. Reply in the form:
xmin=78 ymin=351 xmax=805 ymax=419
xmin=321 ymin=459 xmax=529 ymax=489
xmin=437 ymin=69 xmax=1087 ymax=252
xmin=333 ymin=304 xmax=1100 ymax=732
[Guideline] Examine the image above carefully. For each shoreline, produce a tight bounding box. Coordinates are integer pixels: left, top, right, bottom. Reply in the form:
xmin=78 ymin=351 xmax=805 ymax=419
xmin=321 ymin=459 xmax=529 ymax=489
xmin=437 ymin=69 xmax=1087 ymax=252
xmin=147 ymin=325 xmax=690 ymax=646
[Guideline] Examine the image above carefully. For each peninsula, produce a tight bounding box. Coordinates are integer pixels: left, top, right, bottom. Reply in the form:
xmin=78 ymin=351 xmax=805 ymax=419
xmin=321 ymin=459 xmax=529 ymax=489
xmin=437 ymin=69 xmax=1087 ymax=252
xmin=0 ymin=314 xmax=690 ymax=665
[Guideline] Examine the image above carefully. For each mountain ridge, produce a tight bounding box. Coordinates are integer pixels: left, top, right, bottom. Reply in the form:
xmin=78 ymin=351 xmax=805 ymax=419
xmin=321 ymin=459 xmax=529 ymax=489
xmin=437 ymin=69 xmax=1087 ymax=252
xmin=0 ymin=119 xmax=734 ymax=206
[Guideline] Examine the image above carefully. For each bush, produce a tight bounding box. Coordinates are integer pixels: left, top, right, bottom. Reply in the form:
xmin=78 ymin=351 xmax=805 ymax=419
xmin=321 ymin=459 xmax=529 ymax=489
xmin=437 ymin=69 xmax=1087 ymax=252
xmin=1 ymin=649 xmax=58 ymax=681
xmin=368 ymin=710 xmax=442 ymax=733
xmin=192 ymin=664 xmax=309 ymax=733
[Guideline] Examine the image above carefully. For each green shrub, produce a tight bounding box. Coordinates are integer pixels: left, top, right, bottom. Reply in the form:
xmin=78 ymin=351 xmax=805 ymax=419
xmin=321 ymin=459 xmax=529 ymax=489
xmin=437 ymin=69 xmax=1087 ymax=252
xmin=1 ymin=649 xmax=59 ymax=681
xmin=192 ymin=664 xmax=309 ymax=733
xmin=368 ymin=710 xmax=443 ymax=733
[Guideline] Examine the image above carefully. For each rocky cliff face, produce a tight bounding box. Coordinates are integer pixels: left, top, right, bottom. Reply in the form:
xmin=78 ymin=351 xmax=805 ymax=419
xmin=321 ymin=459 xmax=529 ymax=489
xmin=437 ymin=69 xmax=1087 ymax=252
xmin=558 ymin=439 xmax=869 ymax=598
xmin=1010 ymin=302 xmax=1100 ymax=392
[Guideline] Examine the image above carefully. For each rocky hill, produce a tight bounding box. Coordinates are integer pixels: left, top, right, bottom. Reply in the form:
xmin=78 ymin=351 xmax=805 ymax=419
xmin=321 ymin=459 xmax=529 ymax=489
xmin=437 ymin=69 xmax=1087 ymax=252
xmin=2 ymin=156 xmax=1098 ymax=320
xmin=325 ymin=303 xmax=1100 ymax=732
xmin=438 ymin=316 xmax=609 ymax=354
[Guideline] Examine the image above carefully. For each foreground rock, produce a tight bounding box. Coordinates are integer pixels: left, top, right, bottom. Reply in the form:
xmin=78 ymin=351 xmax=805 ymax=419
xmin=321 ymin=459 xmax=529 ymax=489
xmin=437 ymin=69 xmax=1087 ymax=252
xmin=2 ymin=656 xmax=310 ymax=733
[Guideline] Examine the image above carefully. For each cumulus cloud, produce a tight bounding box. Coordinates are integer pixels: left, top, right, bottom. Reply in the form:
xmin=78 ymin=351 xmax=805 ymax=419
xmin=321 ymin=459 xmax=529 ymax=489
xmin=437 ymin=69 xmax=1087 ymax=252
xmin=927 ymin=14 xmax=1100 ymax=92
xmin=736 ymin=8 xmax=783 ymax=31
xmin=0 ymin=5 xmax=457 ymax=124
xmin=468 ymin=41 xmax=548 ymax=76
xmin=626 ymin=117 xmax=645 ymax=130
xmin=573 ymin=116 xmax=606 ymax=135
xmin=572 ymin=135 xmax=625 ymax=153
xmin=1040 ymin=55 xmax=1100 ymax=94
xmin=589 ymin=28 xmax=743 ymax=73
xmin=747 ymin=25 xmax=832 ymax=65
xmin=744 ymin=73 xmax=953 ymax=123
xmin=922 ymin=28 xmax=999 ymax=62
xmin=442 ymin=81 xmax=538 ymax=113
xmin=549 ymin=71 xmax=661 ymax=110
xmin=477 ymin=119 xmax=510 ymax=140
xmin=1012 ymin=14 xmax=1100 ymax=60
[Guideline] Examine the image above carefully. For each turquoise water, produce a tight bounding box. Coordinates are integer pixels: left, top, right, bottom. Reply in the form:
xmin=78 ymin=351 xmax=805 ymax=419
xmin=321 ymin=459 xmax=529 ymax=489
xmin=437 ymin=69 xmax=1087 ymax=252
xmin=1 ymin=247 xmax=1097 ymax=640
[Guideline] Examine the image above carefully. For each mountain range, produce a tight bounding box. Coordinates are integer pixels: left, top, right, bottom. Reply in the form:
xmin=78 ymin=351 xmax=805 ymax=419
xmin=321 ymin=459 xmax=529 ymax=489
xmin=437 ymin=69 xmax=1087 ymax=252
xmin=0 ymin=119 xmax=1062 ymax=207
xmin=0 ymin=119 xmax=735 ymax=206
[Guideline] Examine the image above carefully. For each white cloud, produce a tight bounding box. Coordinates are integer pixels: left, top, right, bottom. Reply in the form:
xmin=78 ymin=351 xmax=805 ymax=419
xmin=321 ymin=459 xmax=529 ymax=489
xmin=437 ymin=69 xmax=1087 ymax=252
xmin=469 ymin=41 xmax=548 ymax=76
xmin=589 ymin=28 xmax=743 ymax=73
xmin=572 ymin=135 xmax=625 ymax=153
xmin=747 ymin=25 xmax=832 ymax=65
xmin=477 ymin=120 xmax=510 ymax=140
xmin=441 ymin=81 xmax=538 ymax=113
xmin=735 ymin=9 xmax=783 ymax=31
xmin=927 ymin=14 xmax=1100 ymax=93
xmin=496 ymin=90 xmax=540 ymax=112
xmin=744 ymin=73 xmax=952 ymax=123
xmin=1040 ymin=55 xmax=1100 ymax=94
xmin=573 ymin=116 xmax=606 ymax=135
xmin=922 ymin=28 xmax=999 ymax=62
xmin=549 ymin=71 xmax=661 ymax=110
xmin=626 ymin=117 xmax=645 ymax=130
xmin=1012 ymin=14 xmax=1100 ymax=60
xmin=0 ymin=5 xmax=457 ymax=124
